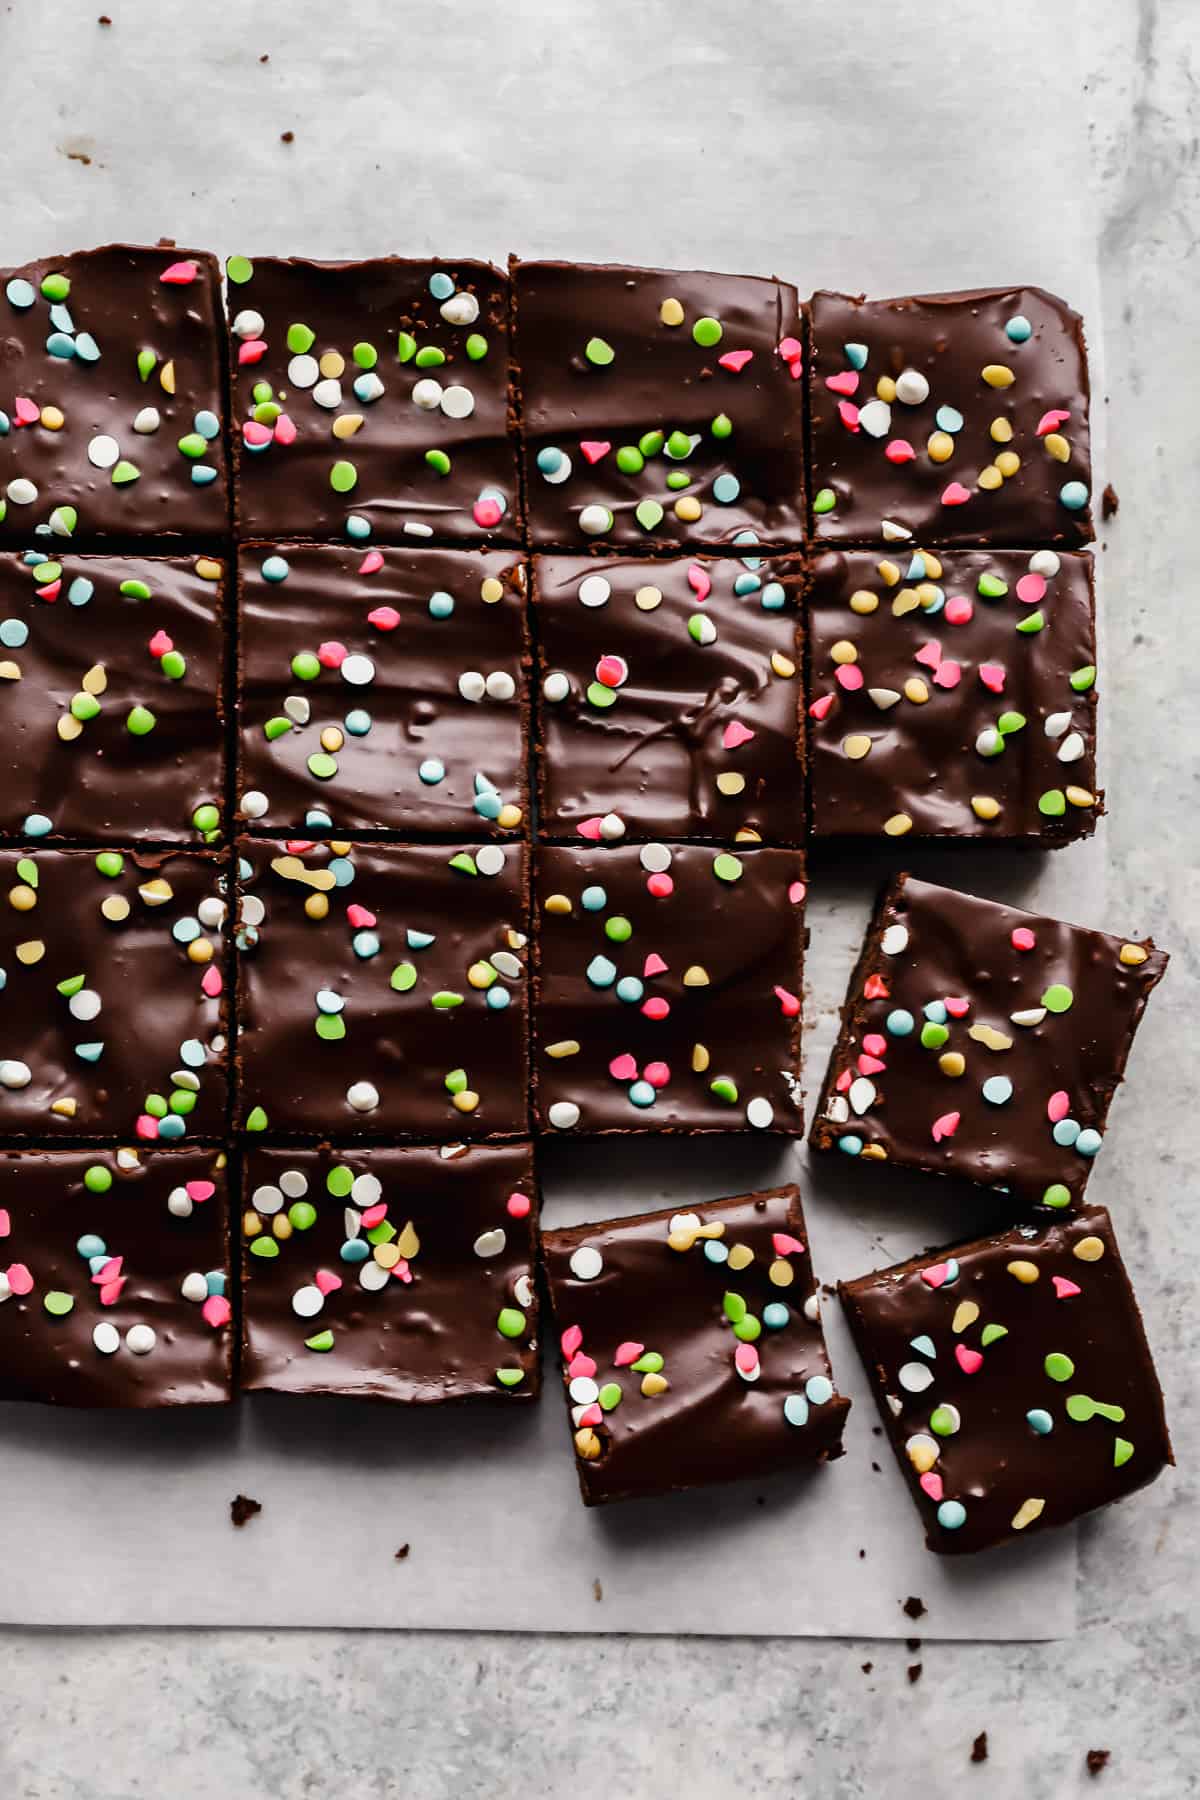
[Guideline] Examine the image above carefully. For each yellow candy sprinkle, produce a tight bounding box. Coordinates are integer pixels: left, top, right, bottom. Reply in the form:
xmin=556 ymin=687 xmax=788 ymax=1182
xmin=452 ymin=1089 xmax=480 ymax=1114
xmin=659 ymin=297 xmax=684 ymax=327
xmin=876 ymin=375 xmax=897 ymax=403
xmin=939 ymin=1052 xmax=966 ymax=1078
xmin=332 ymin=413 xmax=363 ymax=440
xmin=768 ymin=1258 xmax=794 ymax=1288
xmin=1119 ymin=943 xmax=1149 ymax=966
xmin=982 ymin=363 xmax=1015 ymax=388
xmin=716 ymin=772 xmax=745 ymax=796
xmin=374 ymin=1242 xmax=401 ymax=1270
xmin=906 ymin=1436 xmax=939 ymax=1474
xmin=546 ymin=1039 xmax=580 ymax=1059
xmin=1011 ymin=1497 xmax=1046 ymax=1532
xmin=831 ymin=639 xmax=858 ymax=665
xmin=995 ymin=450 xmax=1021 ymax=478
xmin=674 ymin=496 xmax=702 ymax=523
xmin=860 ymin=1142 xmax=888 ymax=1161
xmin=50 ymin=1097 xmax=78 ymax=1118
xmin=40 ymin=406 xmax=65 ymax=431
xmin=396 ymin=1222 xmax=420 ymax=1259
xmin=734 ymin=827 xmax=762 ymax=843
xmin=304 ymin=892 xmax=329 ymax=920
xmin=1073 ymin=1236 xmax=1106 ymax=1262
xmin=329 ymin=840 xmax=352 ymax=855
xmin=891 ymin=587 xmax=920 ymax=617
xmin=771 ymin=651 xmax=796 ymax=678
xmin=137 ymin=879 xmax=173 ymax=906
xmin=480 ymin=576 xmax=504 ymax=604
xmin=969 ymin=1023 xmax=1013 ymax=1052
xmin=497 ymin=803 xmax=523 ymax=829
xmin=682 ymin=965 xmax=710 ymax=987
xmin=1044 ymin=432 xmax=1070 ymax=462
xmin=16 ymin=939 xmax=44 ymax=964
xmin=989 ymin=417 xmax=1014 ymax=443
xmin=320 ymin=727 xmax=344 ymax=753
xmin=849 ymin=589 xmax=879 ymax=615
xmin=196 ymin=557 xmax=223 ymax=582
xmin=691 ymin=1043 xmax=709 ymax=1073
xmin=927 ymin=431 xmax=954 ymax=463
xmin=883 ymin=813 xmax=913 ymax=836
xmin=243 ymin=1210 xmax=262 ymax=1238
xmin=916 ymin=582 xmax=941 ymax=609
xmin=971 ymin=795 xmax=1001 ymax=821
xmin=876 ymin=560 xmax=901 ymax=586
xmin=319 ymin=350 xmax=345 ymax=378
xmin=273 ymin=1214 xmax=292 ymax=1241
xmin=1066 ymin=786 xmax=1096 ymax=808
xmin=160 ymin=360 xmax=176 ymax=395
xmin=8 ymin=884 xmax=37 ymax=912
xmin=1007 ymin=1260 xmax=1040 ymax=1285
xmin=977 ymin=464 xmax=1004 ymax=491
xmin=467 ymin=961 xmax=495 ymax=989
xmin=634 ymin=585 xmax=662 ymax=611
xmin=922 ymin=552 xmax=944 ymax=579
xmin=544 ymin=893 xmax=572 ymax=916
xmin=641 ymin=1372 xmax=669 ymax=1398
xmin=186 ymin=938 xmax=214 ymax=964
xmin=101 ymin=895 xmax=131 ymax=922
xmin=727 ymin=1243 xmax=754 ymax=1272
xmin=0 ymin=661 xmax=21 ymax=681
xmin=904 ymin=677 xmax=929 ymax=704
xmin=952 ymin=1301 xmax=980 ymax=1333
xmin=843 ymin=734 xmax=872 ymax=760
xmin=57 ymin=714 xmax=82 ymax=740
xmin=574 ymin=1427 xmax=602 ymax=1460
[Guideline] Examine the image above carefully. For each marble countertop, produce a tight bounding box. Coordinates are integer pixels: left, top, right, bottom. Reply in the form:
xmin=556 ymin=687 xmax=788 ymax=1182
xmin=2 ymin=1 xmax=1197 ymax=1794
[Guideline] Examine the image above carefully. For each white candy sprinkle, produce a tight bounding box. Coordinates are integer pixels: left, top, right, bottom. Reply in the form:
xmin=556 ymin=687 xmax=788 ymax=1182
xmin=848 ymin=1077 xmax=876 ymax=1116
xmin=1029 ymin=550 xmax=1061 ymax=578
xmin=311 ymin=378 xmax=342 ymax=410
xmin=746 ymin=1096 xmax=774 ymax=1129
xmin=514 ymin=1274 xmax=534 ymax=1308
xmin=880 ymin=518 xmax=912 ymax=541
xmin=857 ymin=399 xmax=892 ymax=438
xmin=356 ymin=372 xmax=385 ymax=404
xmin=485 ymin=670 xmax=516 ymax=701
xmin=167 ymin=1186 xmax=193 ymax=1219
xmin=240 ymin=894 xmax=266 ymax=929
xmin=252 ymin=1185 xmax=284 ymax=1215
xmin=458 ymin=670 xmax=486 ymax=703
xmin=542 ymin=451 xmax=572 ymax=485
xmin=68 ymin=989 xmax=102 ymax=1022
xmin=125 ymin=1324 xmax=157 ymax=1356
xmin=579 ymin=505 xmax=613 ymax=536
xmin=880 ymin=924 xmax=909 ymax=955
xmin=291 ymin=1284 xmax=324 ymax=1319
xmin=898 ymin=1361 xmax=934 ymax=1393
xmin=92 ymin=1322 xmax=121 ymax=1355
xmin=543 ymin=672 xmax=570 ymax=703
xmin=599 ymin=812 xmax=625 ymax=841
xmin=804 ymin=1294 xmax=820 ymax=1322
xmin=440 ymin=384 xmax=475 ymax=419
xmin=473 ymin=1229 xmax=506 ymax=1259
xmin=116 ymin=1148 xmax=140 ymax=1171
xmin=132 ymin=408 xmax=161 ymax=434
xmin=569 ymin=1246 xmax=604 ymax=1281
xmin=6 ymin=480 xmax=37 ymax=506
xmin=1011 ymin=1007 xmax=1047 ymax=1027
xmin=869 ymin=687 xmax=902 ymax=710
xmin=1057 ymin=731 xmax=1086 ymax=763
xmin=475 ymin=845 xmax=506 ymax=877
xmin=411 ymin=377 xmax=443 ymax=411
xmin=895 ymin=368 xmax=930 ymax=405
xmin=347 ymin=1081 xmax=380 ymax=1112
xmin=569 ymin=1375 xmax=600 ymax=1405
xmin=491 ymin=951 xmax=522 ymax=979
xmin=280 ymin=1169 xmax=308 ymax=1198
xmin=548 ymin=1100 xmax=580 ymax=1130
xmin=181 ymin=1272 xmax=209 ymax=1303
xmin=1044 ymin=711 xmax=1072 ymax=739
xmin=231 ymin=309 xmax=265 ymax=339
xmin=440 ymin=292 xmax=479 ymax=326
xmin=340 ymin=653 xmax=375 ymax=686
xmin=241 ymin=790 xmax=269 ymax=819
xmin=284 ymin=695 xmax=311 ymax=725
xmin=359 ymin=1262 xmax=390 ymax=1292
xmin=287 ymin=353 xmax=319 ymax=389
xmin=349 ymin=1173 xmax=381 ymax=1206
xmin=0 ymin=1271 xmax=11 ymax=1302
xmin=197 ymin=897 xmax=226 ymax=928
xmin=639 ymin=843 xmax=673 ymax=873
xmin=87 ymin=434 xmax=120 ymax=470
xmin=0 ymin=1060 xmax=31 ymax=1089
xmin=578 ymin=575 xmax=611 ymax=608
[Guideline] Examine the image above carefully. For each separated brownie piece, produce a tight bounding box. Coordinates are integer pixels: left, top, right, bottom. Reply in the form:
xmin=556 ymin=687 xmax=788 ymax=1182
xmin=542 ymin=1186 xmax=849 ymax=1505
xmin=0 ymin=549 xmax=226 ymax=843
xmin=513 ymin=261 xmax=805 ymax=550
xmin=0 ymin=1145 xmax=232 ymax=1406
xmin=808 ymin=546 xmax=1099 ymax=841
xmin=809 ymin=288 xmax=1092 ymax=547
xmin=534 ymin=552 xmax=804 ymax=843
xmin=0 ymin=848 xmax=229 ymax=1139
xmin=811 ymin=874 xmax=1167 ymax=1210
xmin=227 ymin=256 xmax=519 ymax=545
xmin=235 ymin=839 xmax=528 ymax=1138
xmin=237 ymin=544 xmax=528 ymax=835
xmin=840 ymin=1205 xmax=1172 ymax=1553
xmin=241 ymin=1140 xmax=538 ymax=1401
xmin=533 ymin=843 xmax=805 ymax=1134
xmin=0 ymin=246 xmax=229 ymax=545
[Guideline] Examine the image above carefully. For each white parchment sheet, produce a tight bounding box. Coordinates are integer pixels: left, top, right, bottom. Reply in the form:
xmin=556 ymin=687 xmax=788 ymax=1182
xmin=0 ymin=0 xmax=1122 ymax=1636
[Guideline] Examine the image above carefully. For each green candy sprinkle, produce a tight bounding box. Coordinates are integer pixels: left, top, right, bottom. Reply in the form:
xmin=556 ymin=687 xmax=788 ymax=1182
xmin=920 ymin=1022 xmax=949 ymax=1050
xmin=291 ymin=651 xmax=321 ymax=681
xmin=253 ymin=401 xmax=281 ymax=426
xmin=425 ymin=449 xmax=451 ymax=476
xmin=192 ymin=803 xmax=219 ymax=835
xmin=305 ymin=1330 xmax=336 ymax=1352
xmin=160 ymin=651 xmax=186 ymax=680
xmin=144 ymin=1093 xmax=168 ymax=1119
xmin=119 ymin=579 xmax=152 ymax=600
xmin=390 ymin=962 xmax=418 ymax=992
xmin=587 ymin=682 xmax=617 ymax=709
xmin=723 ymin=1291 xmax=747 ymax=1323
xmin=1069 ymin=665 xmax=1097 ymax=692
xmin=330 ymin=460 xmax=358 ymax=494
xmin=666 ymin=471 xmax=691 ymax=491
xmin=245 ymin=1105 xmax=269 ymax=1132
xmin=44 ymin=1291 xmax=74 ymax=1317
xmin=997 ymin=710 xmax=1027 ymax=736
xmin=16 ymin=857 xmax=38 ymax=888
xmin=712 ymin=852 xmax=743 ymax=883
xmin=711 ymin=412 xmax=733 ymax=438
xmin=930 ymin=1405 xmax=960 ymax=1437
xmin=352 ymin=341 xmax=377 ymax=369
xmin=264 ymin=716 xmax=293 ymax=742
xmin=70 ymin=693 xmax=100 ymax=722
xmin=137 ymin=348 xmax=157 ymax=381
xmin=307 ymin=752 xmax=338 ymax=780
xmin=431 ymin=990 xmax=463 ymax=1010
xmin=604 ymin=915 xmax=632 ymax=943
xmin=169 ymin=1089 xmax=196 ymax=1115
xmin=126 ymin=705 xmax=156 ymax=736
xmin=598 ymin=1382 xmax=622 ymax=1411
xmin=288 ymin=1201 xmax=317 ymax=1231
xmin=665 ymin=429 xmax=692 ymax=460
xmin=1044 ymin=1352 xmax=1075 ymax=1382
xmin=414 ymin=346 xmax=446 ymax=369
xmin=84 ymin=1164 xmax=112 ymax=1194
xmin=638 ymin=430 xmax=664 ymax=458
xmin=631 ymin=1351 xmax=663 ymax=1374
xmin=1016 ymin=610 xmax=1045 ymax=634
xmin=56 ymin=974 xmax=85 ymax=997
xmin=1042 ymin=1183 xmax=1072 ymax=1210
xmin=448 ymin=853 xmax=478 ymax=876
xmin=41 ymin=272 xmax=70 ymax=302
xmin=585 ymin=336 xmax=615 ymax=366
xmin=326 ymin=1165 xmax=354 ymax=1197
xmin=286 ymin=323 xmax=315 ymax=354
xmin=365 ymin=1220 xmax=396 ymax=1246
xmin=314 ymin=1014 xmax=345 ymax=1041
xmin=444 ymin=1068 xmax=468 ymax=1095
xmin=977 ymin=573 xmax=1008 ymax=598
xmin=465 ymin=333 xmax=488 ymax=361
xmin=1038 ymin=789 xmax=1067 ymax=817
xmin=1113 ymin=1437 xmax=1134 ymax=1467
xmin=396 ymin=331 xmax=417 ymax=362
xmin=111 ymin=460 xmax=141 ymax=485
xmin=177 ymin=433 xmax=207 ymax=459
xmin=1041 ymin=984 xmax=1074 ymax=1014
xmin=250 ymin=1237 xmax=279 ymax=1258
xmin=710 ymin=1076 xmax=739 ymax=1104
xmin=226 ymin=255 xmax=254 ymax=285
xmin=692 ymin=316 xmax=722 ymax=347
xmin=495 ymin=1367 xmax=524 ymax=1388
xmin=635 ymin=499 xmax=664 ymax=531
xmin=616 ymin=446 xmax=644 ymax=475
xmin=813 ymin=488 xmax=837 ymax=515
xmin=733 ymin=1315 xmax=761 ymax=1343
xmin=95 ymin=852 xmax=124 ymax=877
xmin=496 ymin=1307 xmax=526 ymax=1339
xmin=980 ymin=1323 xmax=1008 ymax=1347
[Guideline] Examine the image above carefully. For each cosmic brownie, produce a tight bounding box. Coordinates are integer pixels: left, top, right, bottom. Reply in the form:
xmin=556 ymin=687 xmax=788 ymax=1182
xmin=807 ymin=546 xmax=1099 ymax=841
xmin=240 ymin=1140 xmax=538 ymax=1401
xmin=235 ymin=838 xmax=528 ymax=1137
xmin=227 ymin=255 xmax=518 ymax=545
xmin=237 ymin=543 xmax=528 ymax=835
xmin=0 ymin=848 xmax=229 ymax=1138
xmin=0 ymin=549 xmax=226 ymax=843
xmin=0 ymin=1145 xmax=232 ymax=1406
xmin=840 ymin=1204 xmax=1172 ymax=1553
xmin=811 ymin=874 xmax=1168 ymax=1210
xmin=513 ymin=260 xmax=805 ymax=550
xmin=533 ymin=552 xmax=804 ymax=843
xmin=533 ymin=843 xmax=805 ymax=1134
xmin=808 ymin=287 xmax=1093 ymax=547
xmin=0 ymin=246 xmax=229 ymax=546
xmin=542 ymin=1186 xmax=849 ymax=1504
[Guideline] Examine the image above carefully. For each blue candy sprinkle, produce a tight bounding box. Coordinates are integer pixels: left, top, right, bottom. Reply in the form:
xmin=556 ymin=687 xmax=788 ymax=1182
xmin=429 ymin=271 xmax=455 ymax=300
xmin=74 ymin=333 xmax=101 ymax=363
xmin=171 ymin=917 xmax=201 ymax=944
xmin=982 ymin=1075 xmax=1014 ymax=1105
xmin=923 ymin=1000 xmax=948 ymax=1024
xmin=937 ymin=1500 xmax=967 ymax=1530
xmin=344 ymin=710 xmax=371 ymax=736
xmin=23 ymin=814 xmax=52 ymax=837
xmin=328 ymin=857 xmax=356 ymax=887
xmin=0 ymin=414 xmax=10 ymax=436
xmin=581 ymin=885 xmax=607 ymax=912
xmin=407 ymin=929 xmax=435 ymax=949
xmin=837 ymin=1133 xmax=864 ymax=1156
xmin=536 ymin=446 xmax=565 ymax=475
xmin=761 ymin=581 xmax=786 ymax=611
xmin=615 ymin=976 xmax=644 ymax=1004
xmin=191 ymin=465 xmax=217 ymax=486
xmin=194 ymin=409 xmax=220 ymax=440
xmin=1005 ymin=314 xmax=1033 ymax=342
xmin=0 ymin=970 xmax=6 ymax=992
xmin=340 ymin=1239 xmax=370 ymax=1263
xmin=628 ymin=1080 xmax=656 ymax=1107
xmin=418 ymin=759 xmax=445 ymax=785
xmin=935 ymin=405 xmax=964 ymax=433
xmin=886 ymin=1008 xmax=915 ymax=1036
xmin=843 ymin=341 xmax=868 ymax=370
xmin=346 ymin=515 xmax=372 ymax=541
xmin=5 ymin=278 xmax=35 ymax=309
xmin=0 ymin=620 xmax=29 ymax=648
xmin=805 ymin=1375 xmax=833 ymax=1406
xmin=352 ymin=930 xmax=380 ymax=959
xmin=158 ymin=1115 xmax=186 ymax=1139
xmin=910 ymin=1334 xmax=937 ymax=1360
xmin=783 ymin=1393 xmax=810 ymax=1427
xmin=76 ymin=1234 xmax=107 ymax=1260
xmin=922 ymin=585 xmax=945 ymax=615
xmin=1052 ymin=1117 xmax=1081 ymax=1147
xmin=712 ymin=473 xmax=740 ymax=504
xmin=205 ymin=1271 xmax=226 ymax=1297
xmin=48 ymin=304 xmax=74 ymax=333
xmin=474 ymin=791 xmax=502 ymax=820
xmin=1075 ymin=1128 xmax=1103 ymax=1158
xmin=733 ymin=573 xmax=760 ymax=596
xmin=1027 ymin=1408 xmax=1054 ymax=1435
xmin=315 ymin=989 xmax=344 ymax=1014
xmin=46 ymin=331 xmax=76 ymax=359
xmin=428 ymin=589 xmax=455 ymax=618
xmin=485 ymin=987 xmax=510 ymax=1010
xmin=474 ymin=772 xmax=499 ymax=796
xmin=261 ymin=555 xmax=289 ymax=583
xmin=704 ymin=1240 xmax=729 ymax=1265
xmin=907 ymin=554 xmax=927 ymax=579
xmin=304 ymin=809 xmax=333 ymax=829
xmin=180 ymin=1038 xmax=206 ymax=1068
xmin=763 ymin=1302 xmax=790 ymax=1330
xmin=67 ymin=578 xmax=94 ymax=606
xmin=88 ymin=1254 xmax=110 ymax=1275
xmin=586 ymin=955 xmax=617 ymax=988
xmin=1060 ymin=481 xmax=1089 ymax=511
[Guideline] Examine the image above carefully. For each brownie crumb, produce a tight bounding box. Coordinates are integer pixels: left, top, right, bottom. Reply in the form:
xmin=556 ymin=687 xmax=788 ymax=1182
xmin=280 ymin=130 xmax=295 ymax=144
xmin=903 ymin=1595 xmax=927 ymax=1621
xmin=861 ymin=1661 xmax=873 ymax=1674
xmin=259 ymin=53 xmax=270 ymax=62
xmin=98 ymin=13 xmax=111 ymax=22
xmin=394 ymin=1543 xmax=410 ymax=1561
xmin=971 ymin=1732 xmax=989 ymax=1764
xmin=230 ymin=1494 xmax=262 ymax=1528
xmin=66 ymin=151 xmax=92 ymax=166
xmin=858 ymin=1548 xmax=866 ymax=1559
xmin=905 ymin=1638 xmax=921 ymax=1653
xmin=593 ymin=1579 xmax=603 ymax=1602
xmin=1087 ymin=1750 xmax=1111 ymax=1778
xmin=1101 ymin=484 xmax=1119 ymax=520
xmin=907 ymin=1663 xmax=922 ymax=1684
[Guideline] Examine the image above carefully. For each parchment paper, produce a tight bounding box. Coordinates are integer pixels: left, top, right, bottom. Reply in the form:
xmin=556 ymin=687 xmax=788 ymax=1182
xmin=0 ymin=0 xmax=1119 ymax=1636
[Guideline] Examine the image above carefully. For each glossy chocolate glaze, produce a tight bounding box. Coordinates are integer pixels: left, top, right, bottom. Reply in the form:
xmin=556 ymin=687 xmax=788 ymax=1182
xmin=514 ymin=261 xmax=805 ymax=549
xmin=0 ymin=1146 xmax=232 ymax=1406
xmin=237 ymin=543 xmax=529 ymax=834
xmin=811 ymin=874 xmax=1168 ymax=1209
xmin=808 ymin=547 xmax=1099 ymax=841
xmin=0 ymin=550 xmax=226 ymax=841
xmin=235 ymin=838 xmax=529 ymax=1138
xmin=809 ymin=288 xmax=1093 ymax=547
xmin=533 ymin=843 xmax=805 ymax=1134
xmin=0 ymin=246 xmax=230 ymax=545
xmin=840 ymin=1204 xmax=1172 ymax=1554
xmin=227 ymin=257 xmax=520 ymax=545
xmin=533 ymin=552 xmax=805 ymax=842
xmin=241 ymin=1140 xmax=539 ymax=1401
xmin=542 ymin=1187 xmax=849 ymax=1504
xmin=0 ymin=847 xmax=229 ymax=1137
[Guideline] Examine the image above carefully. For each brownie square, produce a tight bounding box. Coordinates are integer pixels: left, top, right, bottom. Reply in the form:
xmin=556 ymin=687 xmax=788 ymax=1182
xmin=808 ymin=546 xmax=1099 ymax=841
xmin=241 ymin=1140 xmax=538 ymax=1401
xmin=235 ymin=838 xmax=529 ymax=1138
xmin=808 ymin=287 xmax=1093 ymax=547
xmin=227 ymin=256 xmax=519 ymax=546
xmin=811 ymin=874 xmax=1168 ymax=1209
xmin=533 ymin=843 xmax=805 ymax=1134
xmin=0 ymin=548 xmax=226 ymax=843
xmin=513 ymin=260 xmax=805 ymax=550
xmin=542 ymin=1185 xmax=849 ymax=1504
xmin=0 ymin=847 xmax=229 ymax=1139
xmin=534 ymin=552 xmax=804 ymax=843
xmin=0 ymin=245 xmax=229 ymax=546
xmin=0 ymin=1145 xmax=233 ymax=1406
xmin=840 ymin=1204 xmax=1172 ymax=1553
xmin=237 ymin=543 xmax=529 ymax=835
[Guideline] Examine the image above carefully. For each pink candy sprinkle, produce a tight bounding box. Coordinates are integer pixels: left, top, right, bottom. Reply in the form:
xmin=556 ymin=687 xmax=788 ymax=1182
xmin=201 ymin=966 xmax=223 ymax=998
xmin=932 ymin=1111 xmax=960 ymax=1143
xmin=857 ymin=1054 xmax=887 ymax=1076
xmin=99 ymin=1278 xmax=126 ymax=1306
xmin=687 ymin=564 xmax=711 ymax=602
xmin=644 ymin=1061 xmax=671 ymax=1089
xmin=568 ymin=1352 xmax=597 ymax=1380
xmin=642 ymin=997 xmax=670 ymax=1021
xmin=718 ymin=349 xmax=754 ymax=373
xmin=580 ymin=440 xmax=610 ymax=464
xmin=809 ymin=693 xmax=835 ymax=721
xmin=1036 ymin=409 xmax=1070 ymax=437
xmin=836 ymin=664 xmax=864 ymax=691
xmin=914 ymin=641 xmax=942 ymax=672
xmin=835 ymin=1069 xmax=853 ymax=1094
xmin=837 ymin=401 xmax=860 ymax=432
xmin=560 ymin=1325 xmax=583 ymax=1357
xmin=944 ymin=997 xmax=970 ymax=1018
xmin=614 ymin=1341 xmax=644 ymax=1367
xmin=238 ymin=339 xmax=268 ymax=366
xmin=1053 ymin=1276 xmax=1082 ymax=1299
xmin=367 ymin=605 xmax=400 ymax=631
xmin=885 ymin=439 xmax=915 ymax=464
xmin=274 ymin=414 xmax=297 ymax=447
xmin=774 ymin=985 xmax=801 ymax=1018
xmin=576 ymin=817 xmax=603 ymax=842
xmin=473 ymin=495 xmax=503 ymax=529
xmin=941 ymin=482 xmax=971 ymax=507
xmin=920 ymin=1472 xmax=944 ymax=1502
xmin=825 ymin=370 xmax=859 ymax=397
xmin=242 ymin=419 xmax=272 ymax=446
xmin=136 ymin=1114 xmax=159 ymax=1140
xmin=361 ymin=1202 xmax=388 ymax=1228
xmin=920 ymin=1263 xmax=952 ymax=1290
xmin=1012 ymin=927 xmax=1037 ymax=952
xmin=203 ymin=1295 xmax=232 ymax=1329
xmin=577 ymin=1403 xmax=603 ymax=1427
xmin=646 ymin=873 xmax=673 ymax=899
xmin=595 ymin=654 xmax=627 ymax=688
xmin=314 ymin=1270 xmax=343 ymax=1296
xmin=1048 ymin=1091 xmax=1070 ymax=1123
xmin=5 ymin=1262 xmax=33 ymax=1295
xmin=788 ymin=880 xmax=807 ymax=905
xmin=608 ymin=1053 xmax=638 ymax=1082
xmin=734 ymin=1343 xmax=760 ymax=1378
xmin=0 ymin=1209 xmax=8 ymax=1237
xmin=777 ymin=336 xmax=803 ymax=364
xmin=14 ymin=396 xmax=40 ymax=426
xmin=863 ymin=1033 xmax=887 ymax=1057
xmin=978 ymin=663 xmax=1006 ymax=693
xmin=36 ymin=580 xmax=61 ymax=602
xmin=933 ymin=660 xmax=961 ymax=689
xmin=346 ymin=904 xmax=376 ymax=928
xmin=358 ymin=550 xmax=384 ymax=575
xmin=506 ymin=1192 xmax=531 ymax=1220
xmin=185 ymin=1181 xmax=215 ymax=1204
xmin=956 ymin=1344 xmax=984 ymax=1375
xmin=944 ymin=596 xmax=973 ymax=626
xmin=772 ymin=1232 xmax=805 ymax=1257
xmin=643 ymin=952 xmax=668 ymax=978
xmin=723 ymin=720 xmax=756 ymax=750
xmin=148 ymin=629 xmax=174 ymax=659
xmin=1016 ymin=572 xmax=1046 ymax=605
xmin=160 ymin=259 xmax=199 ymax=285
xmin=318 ymin=640 xmax=347 ymax=669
